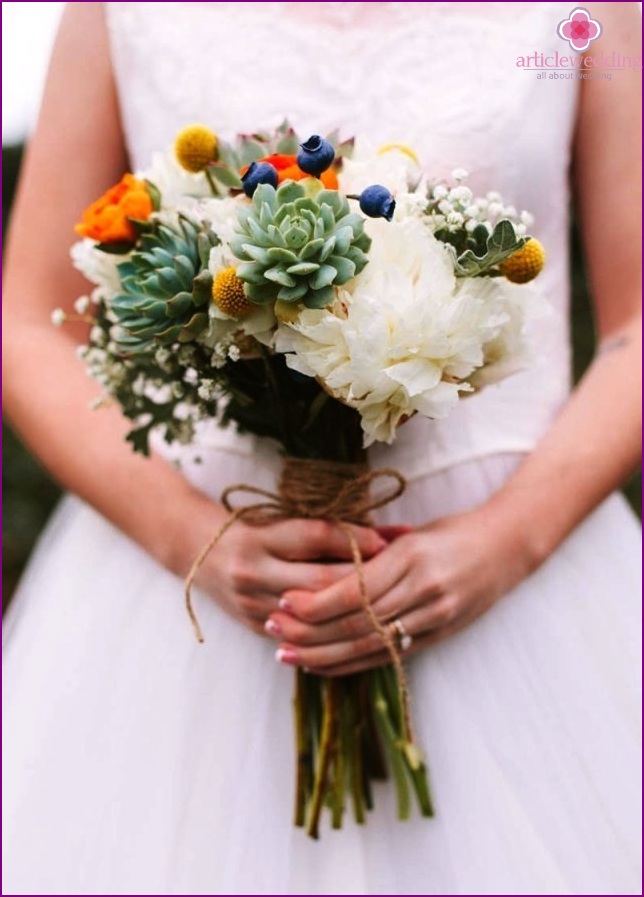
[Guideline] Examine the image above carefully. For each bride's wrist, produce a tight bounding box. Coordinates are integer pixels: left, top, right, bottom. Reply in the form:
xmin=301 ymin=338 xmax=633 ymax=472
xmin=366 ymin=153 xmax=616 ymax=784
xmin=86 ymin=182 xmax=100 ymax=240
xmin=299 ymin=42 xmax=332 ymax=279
xmin=477 ymin=485 xmax=560 ymax=577
xmin=141 ymin=482 xmax=229 ymax=579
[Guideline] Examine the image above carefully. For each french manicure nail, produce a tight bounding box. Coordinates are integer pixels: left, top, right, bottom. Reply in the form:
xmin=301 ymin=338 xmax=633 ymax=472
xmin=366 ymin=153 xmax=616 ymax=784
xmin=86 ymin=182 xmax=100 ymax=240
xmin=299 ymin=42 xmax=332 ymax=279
xmin=279 ymin=598 xmax=293 ymax=612
xmin=265 ymin=618 xmax=282 ymax=636
xmin=275 ymin=647 xmax=299 ymax=665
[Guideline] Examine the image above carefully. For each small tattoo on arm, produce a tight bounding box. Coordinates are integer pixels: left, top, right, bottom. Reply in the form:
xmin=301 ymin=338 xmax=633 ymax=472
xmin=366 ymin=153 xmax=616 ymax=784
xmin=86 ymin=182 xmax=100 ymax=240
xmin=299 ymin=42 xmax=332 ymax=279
xmin=598 ymin=335 xmax=631 ymax=356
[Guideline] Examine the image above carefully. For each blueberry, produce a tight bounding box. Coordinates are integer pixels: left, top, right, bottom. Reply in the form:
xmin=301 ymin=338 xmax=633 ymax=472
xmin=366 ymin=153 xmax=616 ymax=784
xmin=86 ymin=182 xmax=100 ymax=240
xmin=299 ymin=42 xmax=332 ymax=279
xmin=241 ymin=161 xmax=279 ymax=197
xmin=296 ymin=135 xmax=335 ymax=177
xmin=358 ymin=185 xmax=396 ymax=221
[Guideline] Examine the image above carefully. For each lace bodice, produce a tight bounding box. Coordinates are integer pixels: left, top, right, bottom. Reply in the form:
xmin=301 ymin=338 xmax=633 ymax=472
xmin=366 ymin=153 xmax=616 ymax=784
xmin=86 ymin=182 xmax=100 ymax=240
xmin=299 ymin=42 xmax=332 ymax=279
xmin=106 ymin=1 xmax=579 ymax=477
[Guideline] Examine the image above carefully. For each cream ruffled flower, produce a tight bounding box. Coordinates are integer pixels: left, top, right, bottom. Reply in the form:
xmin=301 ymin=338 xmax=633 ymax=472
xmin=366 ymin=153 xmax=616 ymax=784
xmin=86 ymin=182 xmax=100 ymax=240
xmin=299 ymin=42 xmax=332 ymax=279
xmin=142 ymin=151 xmax=211 ymax=210
xmin=275 ymin=217 xmax=537 ymax=445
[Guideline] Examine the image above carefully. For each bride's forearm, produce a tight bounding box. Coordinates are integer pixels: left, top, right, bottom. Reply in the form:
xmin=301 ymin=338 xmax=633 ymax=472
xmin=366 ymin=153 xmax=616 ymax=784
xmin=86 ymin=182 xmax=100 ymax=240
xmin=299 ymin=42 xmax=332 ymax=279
xmin=2 ymin=320 xmax=227 ymax=575
xmin=484 ymin=314 xmax=641 ymax=568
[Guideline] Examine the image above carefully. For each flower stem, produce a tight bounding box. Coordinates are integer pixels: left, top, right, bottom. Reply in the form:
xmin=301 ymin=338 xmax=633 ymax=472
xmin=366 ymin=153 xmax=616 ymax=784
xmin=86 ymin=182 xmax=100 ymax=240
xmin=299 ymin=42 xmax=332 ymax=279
xmin=369 ymin=675 xmax=411 ymax=820
xmin=331 ymin=693 xmax=346 ymax=829
xmin=293 ymin=669 xmax=312 ymax=827
xmin=306 ymin=678 xmax=339 ymax=839
xmin=347 ymin=684 xmax=366 ymax=824
xmin=204 ymin=168 xmax=219 ymax=197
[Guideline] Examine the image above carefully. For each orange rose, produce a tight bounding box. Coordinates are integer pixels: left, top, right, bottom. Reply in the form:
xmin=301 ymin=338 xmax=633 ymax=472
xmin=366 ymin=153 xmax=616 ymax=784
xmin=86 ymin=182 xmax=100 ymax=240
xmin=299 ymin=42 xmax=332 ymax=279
xmin=243 ymin=154 xmax=339 ymax=190
xmin=75 ymin=174 xmax=153 ymax=243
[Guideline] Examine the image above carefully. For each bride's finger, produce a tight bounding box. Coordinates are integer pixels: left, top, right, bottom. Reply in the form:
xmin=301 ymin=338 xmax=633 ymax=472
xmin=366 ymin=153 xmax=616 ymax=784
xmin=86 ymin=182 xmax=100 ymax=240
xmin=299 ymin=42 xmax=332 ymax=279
xmin=264 ymin=559 xmax=358 ymax=593
xmin=280 ymin=548 xmax=409 ymax=624
xmin=276 ymin=592 xmax=462 ymax=669
xmin=315 ymin=601 xmax=483 ymax=676
xmin=266 ymin=576 xmax=431 ymax=647
xmin=261 ymin=519 xmax=386 ymax=562
xmin=228 ymin=557 xmax=356 ymax=595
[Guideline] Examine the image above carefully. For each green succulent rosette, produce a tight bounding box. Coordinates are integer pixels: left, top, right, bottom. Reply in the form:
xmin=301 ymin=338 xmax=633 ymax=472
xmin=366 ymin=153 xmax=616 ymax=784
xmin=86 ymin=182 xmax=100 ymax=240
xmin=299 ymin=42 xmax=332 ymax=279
xmin=230 ymin=182 xmax=371 ymax=310
xmin=111 ymin=216 xmax=219 ymax=354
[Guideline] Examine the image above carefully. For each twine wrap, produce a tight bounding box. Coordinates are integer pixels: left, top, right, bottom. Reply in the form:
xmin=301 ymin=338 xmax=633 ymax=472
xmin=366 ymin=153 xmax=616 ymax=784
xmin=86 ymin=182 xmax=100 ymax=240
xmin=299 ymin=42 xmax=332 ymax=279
xmin=184 ymin=458 xmax=414 ymax=740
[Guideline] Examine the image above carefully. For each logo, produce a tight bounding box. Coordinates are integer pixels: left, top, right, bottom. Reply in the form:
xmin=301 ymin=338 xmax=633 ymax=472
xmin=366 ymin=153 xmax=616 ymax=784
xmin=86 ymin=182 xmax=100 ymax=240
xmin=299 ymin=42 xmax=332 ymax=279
xmin=557 ymin=7 xmax=602 ymax=52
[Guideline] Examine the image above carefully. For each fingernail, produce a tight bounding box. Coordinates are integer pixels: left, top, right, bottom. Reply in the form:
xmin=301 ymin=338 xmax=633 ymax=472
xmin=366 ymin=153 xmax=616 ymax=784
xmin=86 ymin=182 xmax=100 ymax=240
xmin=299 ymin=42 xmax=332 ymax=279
xmin=275 ymin=647 xmax=299 ymax=665
xmin=265 ymin=618 xmax=282 ymax=636
xmin=279 ymin=597 xmax=293 ymax=612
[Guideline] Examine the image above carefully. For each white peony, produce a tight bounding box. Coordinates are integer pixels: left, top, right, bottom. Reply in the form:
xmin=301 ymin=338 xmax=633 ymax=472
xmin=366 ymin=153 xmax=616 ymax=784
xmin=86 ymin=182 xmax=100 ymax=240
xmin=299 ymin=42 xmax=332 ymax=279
xmin=199 ymin=195 xmax=248 ymax=248
xmin=70 ymin=238 xmax=124 ymax=296
xmin=275 ymin=217 xmax=537 ymax=446
xmin=338 ymin=140 xmax=423 ymax=198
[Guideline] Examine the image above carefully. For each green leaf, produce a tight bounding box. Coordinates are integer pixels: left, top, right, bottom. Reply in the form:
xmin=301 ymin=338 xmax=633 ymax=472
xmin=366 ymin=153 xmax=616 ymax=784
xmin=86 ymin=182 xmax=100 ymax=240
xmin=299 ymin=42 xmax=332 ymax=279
xmin=317 ymin=190 xmax=343 ymax=215
xmin=333 ymin=225 xmax=354 ymax=255
xmin=329 ymin=255 xmax=356 ymax=284
xmin=276 ymin=130 xmax=299 ymax=154
xmin=266 ymin=247 xmax=299 ymax=265
xmin=192 ymin=270 xmax=213 ymax=305
xmin=299 ymin=237 xmax=325 ymax=260
xmin=208 ymin=164 xmax=243 ymax=190
xmin=242 ymin=243 xmax=270 ymax=264
xmin=303 ymin=285 xmax=334 ymax=308
xmin=277 ymin=181 xmax=305 ymax=204
xmin=239 ymin=139 xmax=267 ymax=167
xmin=246 ymin=217 xmax=272 ymax=246
xmin=157 ymin=267 xmax=184 ymax=295
xmin=264 ymin=266 xmax=297 ymax=288
xmin=259 ymin=202 xmax=273 ymax=230
xmin=284 ymin=225 xmax=308 ymax=250
xmin=217 ymin=139 xmax=242 ymax=170
xmin=245 ymin=282 xmax=277 ymax=304
xmin=277 ymin=282 xmax=308 ymax=302
xmin=174 ymin=254 xmax=195 ymax=286
xmin=177 ymin=311 xmax=209 ymax=340
xmin=455 ymin=219 xmax=525 ymax=276
xmin=165 ymin=291 xmax=194 ymax=317
xmin=345 ymin=246 xmax=369 ymax=272
xmin=252 ymin=183 xmax=278 ymax=211
xmin=267 ymin=224 xmax=286 ymax=248
xmin=197 ymin=230 xmax=219 ymax=267
xmin=144 ymin=179 xmax=162 ymax=212
xmin=309 ymin=264 xmax=337 ymax=289
xmin=236 ymin=261 xmax=267 ymax=285
xmin=319 ymin=235 xmax=336 ymax=262
xmin=286 ymin=262 xmax=319 ymax=276
xmin=126 ymin=427 xmax=152 ymax=456
xmin=95 ymin=240 xmax=135 ymax=255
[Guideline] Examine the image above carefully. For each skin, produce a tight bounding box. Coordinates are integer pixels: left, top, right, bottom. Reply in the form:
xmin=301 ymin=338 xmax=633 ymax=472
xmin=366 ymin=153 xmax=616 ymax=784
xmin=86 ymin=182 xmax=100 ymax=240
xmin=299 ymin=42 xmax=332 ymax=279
xmin=3 ymin=4 xmax=641 ymax=674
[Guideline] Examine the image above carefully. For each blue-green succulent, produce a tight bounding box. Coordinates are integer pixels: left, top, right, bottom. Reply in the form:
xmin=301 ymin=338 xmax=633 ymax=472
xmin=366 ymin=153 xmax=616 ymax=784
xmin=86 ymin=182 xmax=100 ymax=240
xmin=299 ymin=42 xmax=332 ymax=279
xmin=111 ymin=216 xmax=219 ymax=354
xmin=230 ymin=182 xmax=371 ymax=309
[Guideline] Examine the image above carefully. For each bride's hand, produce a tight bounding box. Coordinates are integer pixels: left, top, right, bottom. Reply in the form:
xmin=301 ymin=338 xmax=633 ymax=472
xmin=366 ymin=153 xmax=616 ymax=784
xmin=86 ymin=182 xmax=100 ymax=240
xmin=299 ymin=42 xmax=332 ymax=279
xmin=188 ymin=517 xmax=387 ymax=636
xmin=265 ymin=505 xmax=539 ymax=674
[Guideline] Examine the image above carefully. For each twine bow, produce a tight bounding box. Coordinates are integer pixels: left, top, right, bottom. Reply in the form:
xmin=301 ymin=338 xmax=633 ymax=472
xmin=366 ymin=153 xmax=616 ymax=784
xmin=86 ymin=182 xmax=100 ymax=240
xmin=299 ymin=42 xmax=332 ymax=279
xmin=184 ymin=459 xmax=414 ymax=741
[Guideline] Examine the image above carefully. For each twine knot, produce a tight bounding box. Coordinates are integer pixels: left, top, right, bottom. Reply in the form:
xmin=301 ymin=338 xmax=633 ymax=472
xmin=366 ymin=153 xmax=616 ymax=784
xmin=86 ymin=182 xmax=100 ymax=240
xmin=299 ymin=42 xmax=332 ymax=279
xmin=183 ymin=458 xmax=413 ymax=740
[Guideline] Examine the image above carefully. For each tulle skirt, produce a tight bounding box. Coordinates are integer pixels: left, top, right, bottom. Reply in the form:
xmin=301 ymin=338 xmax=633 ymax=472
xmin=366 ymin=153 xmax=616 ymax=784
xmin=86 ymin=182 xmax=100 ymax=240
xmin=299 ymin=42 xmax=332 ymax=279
xmin=2 ymin=446 xmax=641 ymax=895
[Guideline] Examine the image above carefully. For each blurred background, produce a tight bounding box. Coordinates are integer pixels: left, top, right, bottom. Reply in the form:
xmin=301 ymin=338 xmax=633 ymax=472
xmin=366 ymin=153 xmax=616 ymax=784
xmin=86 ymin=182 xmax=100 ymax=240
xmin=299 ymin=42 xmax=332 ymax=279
xmin=2 ymin=3 xmax=641 ymax=608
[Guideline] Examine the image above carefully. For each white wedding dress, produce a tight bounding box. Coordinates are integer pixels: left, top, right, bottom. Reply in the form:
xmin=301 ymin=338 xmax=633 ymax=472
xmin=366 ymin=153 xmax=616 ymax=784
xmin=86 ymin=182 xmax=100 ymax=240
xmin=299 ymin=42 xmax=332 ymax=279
xmin=3 ymin=3 xmax=641 ymax=895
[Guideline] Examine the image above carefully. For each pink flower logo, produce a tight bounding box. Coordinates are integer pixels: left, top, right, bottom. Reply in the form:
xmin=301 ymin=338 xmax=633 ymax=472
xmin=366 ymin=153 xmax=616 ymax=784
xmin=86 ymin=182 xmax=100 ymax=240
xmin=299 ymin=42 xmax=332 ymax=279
xmin=557 ymin=7 xmax=602 ymax=52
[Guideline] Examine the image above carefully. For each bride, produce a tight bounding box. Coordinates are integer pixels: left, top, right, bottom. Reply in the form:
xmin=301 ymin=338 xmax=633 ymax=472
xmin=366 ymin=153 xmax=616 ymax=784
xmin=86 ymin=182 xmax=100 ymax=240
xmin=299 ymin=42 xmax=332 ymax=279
xmin=3 ymin=3 xmax=641 ymax=894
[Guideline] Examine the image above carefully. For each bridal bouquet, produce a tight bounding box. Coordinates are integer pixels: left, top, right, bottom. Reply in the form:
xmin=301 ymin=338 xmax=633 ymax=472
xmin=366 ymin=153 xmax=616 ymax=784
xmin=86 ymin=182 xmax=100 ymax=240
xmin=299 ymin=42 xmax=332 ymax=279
xmin=61 ymin=121 xmax=546 ymax=838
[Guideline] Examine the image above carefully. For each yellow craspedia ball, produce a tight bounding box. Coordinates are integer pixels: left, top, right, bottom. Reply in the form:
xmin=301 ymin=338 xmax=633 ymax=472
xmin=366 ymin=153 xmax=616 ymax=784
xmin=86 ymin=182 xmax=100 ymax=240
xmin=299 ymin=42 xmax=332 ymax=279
xmin=376 ymin=142 xmax=420 ymax=165
xmin=174 ymin=124 xmax=218 ymax=173
xmin=212 ymin=267 xmax=253 ymax=317
xmin=499 ymin=238 xmax=546 ymax=284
